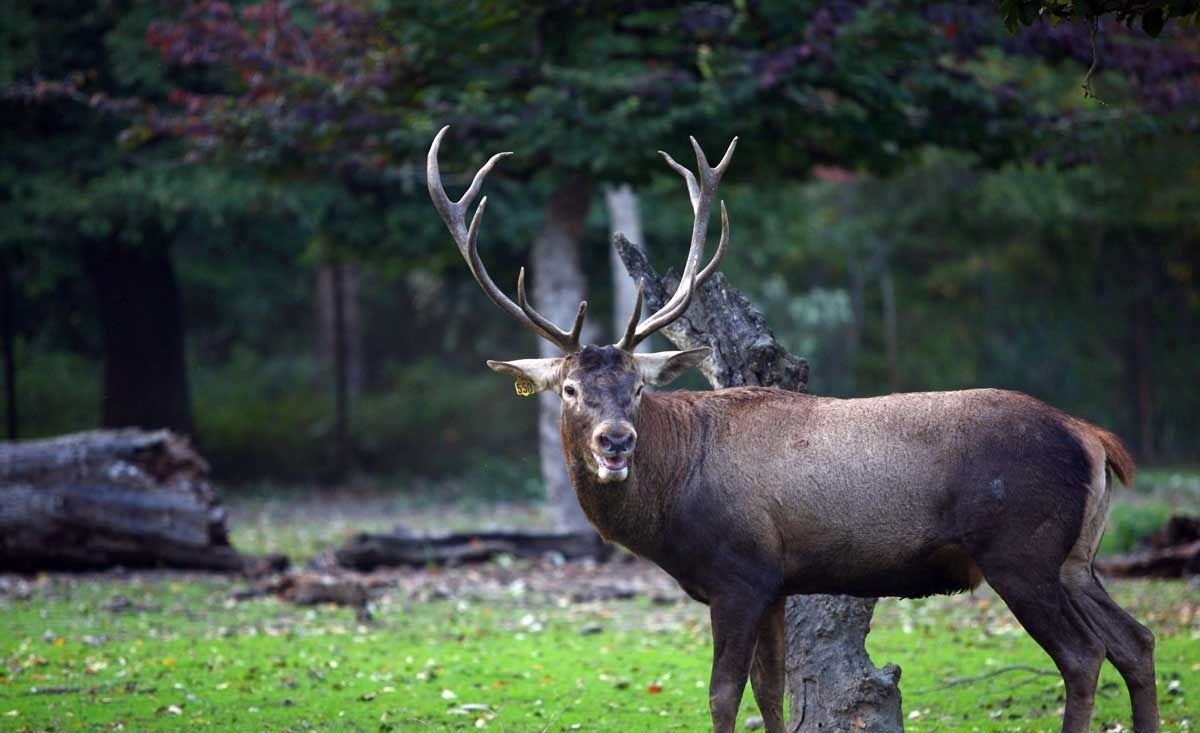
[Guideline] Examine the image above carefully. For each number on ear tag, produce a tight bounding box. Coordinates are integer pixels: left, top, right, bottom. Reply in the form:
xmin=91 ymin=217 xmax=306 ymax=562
xmin=514 ymin=378 xmax=537 ymax=397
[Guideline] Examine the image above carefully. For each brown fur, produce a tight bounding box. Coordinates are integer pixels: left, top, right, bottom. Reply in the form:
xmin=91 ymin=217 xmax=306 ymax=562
xmin=537 ymin=347 xmax=1154 ymax=733
xmin=1094 ymin=425 xmax=1136 ymax=486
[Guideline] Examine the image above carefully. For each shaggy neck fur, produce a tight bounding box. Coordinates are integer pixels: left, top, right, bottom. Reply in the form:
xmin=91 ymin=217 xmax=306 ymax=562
xmin=562 ymin=392 xmax=705 ymax=558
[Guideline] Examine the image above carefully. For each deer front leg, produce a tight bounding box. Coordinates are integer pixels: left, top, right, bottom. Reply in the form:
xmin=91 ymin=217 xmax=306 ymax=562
xmin=749 ymin=597 xmax=786 ymax=733
xmin=709 ymin=594 xmax=777 ymax=733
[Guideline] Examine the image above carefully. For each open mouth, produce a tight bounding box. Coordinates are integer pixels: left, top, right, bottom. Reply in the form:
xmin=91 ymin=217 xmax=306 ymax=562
xmin=592 ymin=452 xmax=630 ymax=482
xmin=598 ymin=454 xmax=628 ymax=471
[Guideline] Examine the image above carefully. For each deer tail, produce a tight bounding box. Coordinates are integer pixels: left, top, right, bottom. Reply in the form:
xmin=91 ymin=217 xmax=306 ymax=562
xmin=1093 ymin=426 xmax=1136 ymax=487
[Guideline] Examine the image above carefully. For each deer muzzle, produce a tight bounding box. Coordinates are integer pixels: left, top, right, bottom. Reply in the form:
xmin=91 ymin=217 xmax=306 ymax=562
xmin=592 ymin=421 xmax=637 ymax=483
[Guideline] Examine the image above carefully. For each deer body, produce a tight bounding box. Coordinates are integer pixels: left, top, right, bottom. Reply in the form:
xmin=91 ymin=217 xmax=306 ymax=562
xmin=567 ymin=386 xmax=1102 ymax=601
xmin=427 ymin=128 xmax=1159 ymax=733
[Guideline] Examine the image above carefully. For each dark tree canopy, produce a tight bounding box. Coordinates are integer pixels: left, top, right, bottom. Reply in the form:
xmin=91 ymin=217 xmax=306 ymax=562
xmin=138 ymin=1 xmax=1069 ymax=180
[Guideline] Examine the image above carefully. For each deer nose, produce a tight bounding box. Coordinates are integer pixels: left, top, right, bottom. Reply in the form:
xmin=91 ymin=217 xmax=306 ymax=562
xmin=595 ymin=423 xmax=637 ymax=454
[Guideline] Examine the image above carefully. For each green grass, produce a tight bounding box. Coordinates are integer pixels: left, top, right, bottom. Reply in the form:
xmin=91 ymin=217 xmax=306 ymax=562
xmin=0 ymin=578 xmax=715 ymax=732
xmin=1 ymin=574 xmax=1196 ymax=732
xmin=869 ymin=584 xmax=1198 ymax=732
xmin=1 ymin=487 xmax=1197 ymax=733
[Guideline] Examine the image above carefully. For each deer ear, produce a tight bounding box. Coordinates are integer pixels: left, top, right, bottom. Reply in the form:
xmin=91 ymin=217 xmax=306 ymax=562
xmin=487 ymin=358 xmax=563 ymax=395
xmin=635 ymin=348 xmax=710 ymax=387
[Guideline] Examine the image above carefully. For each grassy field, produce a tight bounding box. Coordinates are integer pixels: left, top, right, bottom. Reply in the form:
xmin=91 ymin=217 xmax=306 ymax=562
xmin=1 ymin=491 xmax=1197 ymax=732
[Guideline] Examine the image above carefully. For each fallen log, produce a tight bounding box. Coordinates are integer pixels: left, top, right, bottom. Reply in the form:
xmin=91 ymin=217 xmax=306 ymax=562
xmin=335 ymin=529 xmax=610 ymax=571
xmin=1097 ymin=540 xmax=1200 ymax=578
xmin=1096 ymin=514 xmax=1200 ymax=578
xmin=1143 ymin=514 xmax=1200 ymax=550
xmin=0 ymin=429 xmax=278 ymax=573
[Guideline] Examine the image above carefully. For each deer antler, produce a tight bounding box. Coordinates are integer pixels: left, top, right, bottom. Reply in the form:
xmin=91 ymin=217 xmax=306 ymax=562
xmin=616 ymin=136 xmax=736 ymax=351
xmin=427 ymin=126 xmax=587 ymax=353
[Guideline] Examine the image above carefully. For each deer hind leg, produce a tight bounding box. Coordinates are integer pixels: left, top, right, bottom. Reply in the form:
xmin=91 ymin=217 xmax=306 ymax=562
xmin=749 ymin=598 xmax=786 ymax=733
xmin=980 ymin=565 xmax=1106 ymax=733
xmin=1059 ymin=442 xmax=1158 ymax=732
xmin=1066 ymin=573 xmax=1159 ymax=733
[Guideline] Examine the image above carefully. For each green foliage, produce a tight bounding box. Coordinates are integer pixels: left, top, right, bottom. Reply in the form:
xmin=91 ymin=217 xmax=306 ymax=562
xmin=0 ymin=349 xmax=98 ymax=438
xmin=191 ymin=350 xmax=332 ymax=482
xmin=3 ymin=164 xmax=284 ymax=255
xmin=353 ymin=357 xmax=536 ymax=482
xmin=189 ymin=349 xmax=537 ymax=486
xmin=4 ymin=0 xmax=1200 ymax=485
xmin=1139 ymin=468 xmax=1200 ymax=503
xmin=146 ymin=0 xmax=1056 ymax=187
xmin=0 ymin=0 xmax=207 ymax=255
xmin=1102 ymin=501 xmax=1178 ymax=555
xmin=1101 ymin=468 xmax=1200 ymax=554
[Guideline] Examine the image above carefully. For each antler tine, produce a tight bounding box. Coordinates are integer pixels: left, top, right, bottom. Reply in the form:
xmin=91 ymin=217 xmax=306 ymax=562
xmin=618 ymin=136 xmax=737 ymax=351
xmin=428 ymin=126 xmax=587 ymax=353
xmin=711 ymin=136 xmax=739 ymax=177
xmin=615 ymin=279 xmax=645 ymax=351
xmin=696 ymin=201 xmax=729 ymax=283
xmin=427 ymin=126 xmax=512 ymax=246
xmin=517 ymin=267 xmax=588 ymax=352
xmin=658 ymin=149 xmax=700 ymax=212
xmin=628 ymin=203 xmax=729 ymax=343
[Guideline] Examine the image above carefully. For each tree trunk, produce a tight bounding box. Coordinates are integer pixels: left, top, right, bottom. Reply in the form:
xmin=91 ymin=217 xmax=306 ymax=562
xmin=316 ymin=261 xmax=364 ymax=395
xmin=616 ymin=234 xmax=903 ymax=733
xmin=1 ymin=254 xmax=16 ymax=440
xmin=880 ymin=264 xmax=900 ymax=393
xmin=532 ymin=174 xmax=596 ymax=534
xmin=605 ymin=184 xmax=648 ymax=351
xmin=846 ymin=254 xmax=866 ymax=397
xmin=83 ymin=243 xmax=194 ymax=436
xmin=317 ymin=262 xmax=363 ymax=479
xmin=784 ymin=597 xmax=902 ymax=731
xmin=0 ymin=429 xmax=273 ymax=573
xmin=1129 ymin=248 xmax=1155 ymax=462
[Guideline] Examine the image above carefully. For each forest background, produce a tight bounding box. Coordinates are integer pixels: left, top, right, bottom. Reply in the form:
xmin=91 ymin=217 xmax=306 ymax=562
xmin=3 ymin=0 xmax=1198 ymax=501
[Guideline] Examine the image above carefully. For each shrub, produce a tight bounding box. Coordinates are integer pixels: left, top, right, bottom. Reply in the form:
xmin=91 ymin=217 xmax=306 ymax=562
xmin=1100 ymin=500 xmax=1176 ymax=556
xmin=2 ymin=348 xmax=99 ymax=438
xmin=192 ymin=350 xmax=538 ymax=493
xmin=192 ymin=349 xmax=333 ymax=482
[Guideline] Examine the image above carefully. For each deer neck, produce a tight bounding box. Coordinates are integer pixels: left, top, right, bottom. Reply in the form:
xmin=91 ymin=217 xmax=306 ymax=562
xmin=561 ymin=393 xmax=701 ymax=558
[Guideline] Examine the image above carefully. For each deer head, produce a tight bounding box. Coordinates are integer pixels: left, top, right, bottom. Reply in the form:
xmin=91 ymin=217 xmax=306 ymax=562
xmin=427 ymin=127 xmax=736 ymax=482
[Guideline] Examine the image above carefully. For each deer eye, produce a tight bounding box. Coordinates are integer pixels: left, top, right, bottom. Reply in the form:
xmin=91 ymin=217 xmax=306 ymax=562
xmin=563 ymin=384 xmax=577 ymax=398
xmin=635 ymin=384 xmax=643 ymax=397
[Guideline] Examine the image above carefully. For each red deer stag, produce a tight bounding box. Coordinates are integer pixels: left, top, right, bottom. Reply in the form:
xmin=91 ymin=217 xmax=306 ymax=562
xmin=426 ymin=126 xmax=1158 ymax=733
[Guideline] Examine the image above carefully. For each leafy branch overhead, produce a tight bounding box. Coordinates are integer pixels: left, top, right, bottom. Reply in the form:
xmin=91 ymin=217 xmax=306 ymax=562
xmin=999 ymin=0 xmax=1200 ymax=36
xmin=125 ymin=0 xmax=1200 ymax=198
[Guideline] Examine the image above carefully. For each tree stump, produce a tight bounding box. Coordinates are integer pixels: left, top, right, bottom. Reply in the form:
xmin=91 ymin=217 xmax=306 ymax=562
xmin=0 ymin=429 xmax=266 ymax=573
xmin=616 ymin=234 xmax=903 ymax=732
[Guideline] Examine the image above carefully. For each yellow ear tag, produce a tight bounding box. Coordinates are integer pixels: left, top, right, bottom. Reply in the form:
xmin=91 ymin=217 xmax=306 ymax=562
xmin=514 ymin=378 xmax=537 ymax=397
